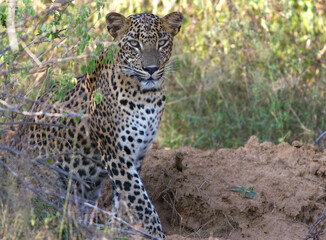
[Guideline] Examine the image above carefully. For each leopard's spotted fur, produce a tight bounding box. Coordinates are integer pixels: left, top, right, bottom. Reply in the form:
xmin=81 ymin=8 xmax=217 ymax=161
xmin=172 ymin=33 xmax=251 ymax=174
xmin=22 ymin=12 xmax=183 ymax=238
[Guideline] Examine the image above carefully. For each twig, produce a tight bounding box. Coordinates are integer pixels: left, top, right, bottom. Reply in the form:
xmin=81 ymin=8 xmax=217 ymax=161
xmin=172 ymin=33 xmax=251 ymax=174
xmin=0 ymin=94 xmax=85 ymax=115
xmin=33 ymin=153 xmax=89 ymax=187
xmin=313 ymin=130 xmax=326 ymax=146
xmin=0 ymin=189 xmax=7 ymax=200
xmin=0 ymin=157 xmax=62 ymax=213
xmin=305 ymin=207 xmax=326 ymax=240
xmin=21 ymin=39 xmax=42 ymax=66
xmin=0 ymin=155 xmax=103 ymax=238
xmin=83 ymin=202 xmax=162 ymax=240
xmin=223 ymin=213 xmax=235 ymax=238
xmin=0 ymin=146 xmax=75 ymax=185
xmin=0 ymin=144 xmax=26 ymax=156
xmin=0 ymin=105 xmax=88 ymax=119
xmin=0 ymin=121 xmax=76 ymax=129
xmin=0 ymin=33 xmax=43 ymax=59
xmin=0 ymin=54 xmax=95 ymax=76
xmin=35 ymin=188 xmax=161 ymax=239
xmin=288 ymin=105 xmax=313 ymax=135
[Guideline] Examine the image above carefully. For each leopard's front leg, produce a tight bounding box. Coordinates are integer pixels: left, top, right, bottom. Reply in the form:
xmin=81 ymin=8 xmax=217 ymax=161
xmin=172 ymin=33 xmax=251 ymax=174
xmin=103 ymin=153 xmax=165 ymax=238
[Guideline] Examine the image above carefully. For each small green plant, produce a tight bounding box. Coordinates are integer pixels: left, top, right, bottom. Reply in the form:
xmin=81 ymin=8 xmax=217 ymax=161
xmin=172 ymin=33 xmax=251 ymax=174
xmin=94 ymin=88 xmax=104 ymax=106
xmin=225 ymin=186 xmax=257 ymax=198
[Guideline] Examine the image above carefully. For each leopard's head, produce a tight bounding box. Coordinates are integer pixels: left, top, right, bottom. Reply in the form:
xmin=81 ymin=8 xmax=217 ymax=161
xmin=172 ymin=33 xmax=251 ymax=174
xmin=106 ymin=12 xmax=183 ymax=91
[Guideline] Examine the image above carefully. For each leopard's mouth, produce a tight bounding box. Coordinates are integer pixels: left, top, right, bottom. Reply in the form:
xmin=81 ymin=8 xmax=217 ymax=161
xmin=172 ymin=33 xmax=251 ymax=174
xmin=130 ymin=68 xmax=164 ymax=88
xmin=139 ymin=77 xmax=159 ymax=87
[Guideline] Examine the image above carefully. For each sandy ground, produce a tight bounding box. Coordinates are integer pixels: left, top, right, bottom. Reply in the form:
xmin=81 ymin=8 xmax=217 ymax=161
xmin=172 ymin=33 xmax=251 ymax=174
xmin=100 ymin=136 xmax=326 ymax=240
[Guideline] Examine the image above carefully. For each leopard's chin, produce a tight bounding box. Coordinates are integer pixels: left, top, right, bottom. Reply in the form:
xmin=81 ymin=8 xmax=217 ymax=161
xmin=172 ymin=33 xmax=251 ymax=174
xmin=140 ymin=79 xmax=159 ymax=87
xmin=139 ymin=78 xmax=162 ymax=93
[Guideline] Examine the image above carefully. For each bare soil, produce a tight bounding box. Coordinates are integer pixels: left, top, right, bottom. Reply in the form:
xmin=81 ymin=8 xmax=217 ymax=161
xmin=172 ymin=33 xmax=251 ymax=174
xmin=100 ymin=136 xmax=326 ymax=240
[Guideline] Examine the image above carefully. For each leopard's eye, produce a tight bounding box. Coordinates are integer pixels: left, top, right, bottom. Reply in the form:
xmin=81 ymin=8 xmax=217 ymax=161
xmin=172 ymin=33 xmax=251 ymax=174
xmin=158 ymin=39 xmax=167 ymax=48
xmin=129 ymin=40 xmax=140 ymax=48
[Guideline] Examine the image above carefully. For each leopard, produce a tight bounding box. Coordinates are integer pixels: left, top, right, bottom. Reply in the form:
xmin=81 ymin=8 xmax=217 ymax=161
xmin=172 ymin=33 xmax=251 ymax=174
xmin=21 ymin=12 xmax=183 ymax=238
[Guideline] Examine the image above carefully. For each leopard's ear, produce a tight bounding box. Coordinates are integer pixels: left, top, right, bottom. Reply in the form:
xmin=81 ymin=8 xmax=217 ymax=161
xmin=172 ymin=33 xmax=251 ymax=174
xmin=162 ymin=12 xmax=183 ymax=37
xmin=106 ymin=12 xmax=129 ymax=39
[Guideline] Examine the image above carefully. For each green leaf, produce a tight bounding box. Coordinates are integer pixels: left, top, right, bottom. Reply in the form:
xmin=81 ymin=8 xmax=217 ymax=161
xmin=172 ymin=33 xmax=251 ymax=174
xmin=103 ymin=55 xmax=108 ymax=64
xmin=94 ymin=88 xmax=103 ymax=105
xmin=46 ymin=158 xmax=53 ymax=164
xmin=74 ymin=116 xmax=80 ymax=124
xmin=42 ymin=24 xmax=47 ymax=32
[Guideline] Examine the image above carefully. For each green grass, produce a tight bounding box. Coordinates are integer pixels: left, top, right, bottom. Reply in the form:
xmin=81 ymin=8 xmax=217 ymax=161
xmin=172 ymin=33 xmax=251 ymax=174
xmin=157 ymin=0 xmax=326 ymax=149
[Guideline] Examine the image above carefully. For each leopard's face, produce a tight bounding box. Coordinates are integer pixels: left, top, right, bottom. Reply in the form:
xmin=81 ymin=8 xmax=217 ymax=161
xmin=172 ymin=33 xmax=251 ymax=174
xmin=106 ymin=12 xmax=183 ymax=91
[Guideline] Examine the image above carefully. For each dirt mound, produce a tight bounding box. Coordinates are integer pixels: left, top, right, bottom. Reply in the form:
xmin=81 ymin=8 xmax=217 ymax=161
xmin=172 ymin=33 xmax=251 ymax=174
xmin=101 ymin=136 xmax=326 ymax=239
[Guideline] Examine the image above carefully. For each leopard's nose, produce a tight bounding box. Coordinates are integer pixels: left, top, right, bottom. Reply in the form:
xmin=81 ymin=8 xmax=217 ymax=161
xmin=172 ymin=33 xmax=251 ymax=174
xmin=143 ymin=66 xmax=159 ymax=75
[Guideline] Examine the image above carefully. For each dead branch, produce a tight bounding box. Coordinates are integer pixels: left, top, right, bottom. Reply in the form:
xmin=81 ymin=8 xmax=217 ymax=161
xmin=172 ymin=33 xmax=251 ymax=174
xmin=0 ymin=144 xmax=26 ymax=156
xmin=0 ymin=99 xmax=89 ymax=119
xmin=0 ymin=148 xmax=160 ymax=240
xmin=83 ymin=202 xmax=162 ymax=240
xmin=0 ymin=157 xmax=62 ymax=213
xmin=0 ymin=54 xmax=95 ymax=76
xmin=314 ymin=130 xmax=326 ymax=146
xmin=0 ymin=155 xmax=104 ymax=238
xmin=305 ymin=207 xmax=326 ymax=240
xmin=0 ymin=121 xmax=76 ymax=129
